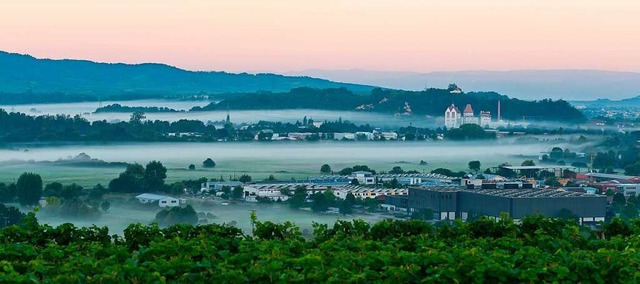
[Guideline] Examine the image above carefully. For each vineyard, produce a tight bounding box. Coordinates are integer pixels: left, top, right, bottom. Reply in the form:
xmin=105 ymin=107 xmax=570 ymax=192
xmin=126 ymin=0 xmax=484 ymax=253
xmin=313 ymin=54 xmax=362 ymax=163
xmin=1 ymin=213 xmax=639 ymax=282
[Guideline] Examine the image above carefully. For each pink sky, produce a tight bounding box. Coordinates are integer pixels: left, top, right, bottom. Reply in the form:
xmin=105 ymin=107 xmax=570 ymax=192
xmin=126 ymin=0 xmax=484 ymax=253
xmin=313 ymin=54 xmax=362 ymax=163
xmin=1 ymin=0 xmax=639 ymax=73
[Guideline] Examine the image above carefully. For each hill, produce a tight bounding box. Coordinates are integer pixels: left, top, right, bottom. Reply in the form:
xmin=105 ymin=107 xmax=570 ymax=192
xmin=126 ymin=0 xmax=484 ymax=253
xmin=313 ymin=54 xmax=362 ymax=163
xmin=570 ymin=95 xmax=640 ymax=108
xmin=192 ymin=87 xmax=586 ymax=122
xmin=288 ymin=69 xmax=640 ymax=101
xmin=0 ymin=51 xmax=374 ymax=103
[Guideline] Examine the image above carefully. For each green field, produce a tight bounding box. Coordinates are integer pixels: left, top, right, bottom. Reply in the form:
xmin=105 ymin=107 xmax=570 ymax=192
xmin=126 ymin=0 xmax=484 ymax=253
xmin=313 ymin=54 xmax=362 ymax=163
xmin=0 ymin=140 xmax=565 ymax=186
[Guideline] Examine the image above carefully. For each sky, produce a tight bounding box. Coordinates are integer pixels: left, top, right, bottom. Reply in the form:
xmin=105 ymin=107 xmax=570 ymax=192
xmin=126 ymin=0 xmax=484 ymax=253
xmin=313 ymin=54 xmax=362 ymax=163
xmin=1 ymin=0 xmax=640 ymax=73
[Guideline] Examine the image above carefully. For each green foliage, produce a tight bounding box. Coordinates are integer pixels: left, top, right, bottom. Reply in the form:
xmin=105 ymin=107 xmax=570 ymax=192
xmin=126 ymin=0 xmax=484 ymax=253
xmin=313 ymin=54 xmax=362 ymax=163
xmin=288 ymin=186 xmax=308 ymax=209
xmin=188 ymin=164 xmax=196 ymax=170
xmin=154 ymin=205 xmax=198 ymax=227
xmin=202 ymin=158 xmax=216 ymax=168
xmin=2 ymin=216 xmax=640 ymax=281
xmin=320 ymin=164 xmax=332 ymax=174
xmin=468 ymin=160 xmax=481 ymax=173
xmin=447 ymin=124 xmax=495 ymax=141
xmin=238 ymin=174 xmax=252 ymax=183
xmin=0 ymin=204 xmax=25 ymax=227
xmin=389 ymin=166 xmax=404 ymax=174
xmin=0 ymin=182 xmax=16 ymax=202
xmin=16 ymin=172 xmax=43 ymax=206
xmin=144 ymin=160 xmax=167 ymax=191
xmin=411 ymin=208 xmax=434 ymax=220
xmin=231 ymin=186 xmax=244 ymax=200
xmin=521 ymin=159 xmax=536 ymax=166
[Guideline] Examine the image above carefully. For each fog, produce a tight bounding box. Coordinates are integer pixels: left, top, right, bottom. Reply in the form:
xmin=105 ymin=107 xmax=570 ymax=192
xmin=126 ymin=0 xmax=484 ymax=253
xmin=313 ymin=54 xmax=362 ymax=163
xmin=36 ymin=199 xmax=389 ymax=235
xmin=0 ymin=140 xmax=579 ymax=187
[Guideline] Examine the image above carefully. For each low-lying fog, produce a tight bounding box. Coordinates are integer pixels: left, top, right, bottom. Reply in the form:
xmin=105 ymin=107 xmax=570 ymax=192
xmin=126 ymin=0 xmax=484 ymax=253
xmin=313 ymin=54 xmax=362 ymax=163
xmin=0 ymin=100 xmax=440 ymax=128
xmin=36 ymin=199 xmax=389 ymax=235
xmin=0 ymin=140 xmax=577 ymax=186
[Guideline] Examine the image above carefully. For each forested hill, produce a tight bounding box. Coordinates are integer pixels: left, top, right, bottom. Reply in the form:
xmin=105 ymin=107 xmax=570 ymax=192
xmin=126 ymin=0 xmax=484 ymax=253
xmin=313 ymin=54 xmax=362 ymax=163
xmin=192 ymin=87 xmax=587 ymax=122
xmin=0 ymin=51 xmax=374 ymax=102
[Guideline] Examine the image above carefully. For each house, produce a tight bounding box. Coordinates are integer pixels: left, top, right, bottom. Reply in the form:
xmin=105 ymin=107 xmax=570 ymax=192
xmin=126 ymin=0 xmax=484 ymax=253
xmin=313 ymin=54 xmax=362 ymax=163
xmin=135 ymin=193 xmax=186 ymax=207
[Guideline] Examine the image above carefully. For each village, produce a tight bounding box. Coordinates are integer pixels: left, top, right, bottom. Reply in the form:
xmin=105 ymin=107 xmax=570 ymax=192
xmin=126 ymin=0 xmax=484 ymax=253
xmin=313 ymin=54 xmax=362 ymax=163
xmin=129 ymin=161 xmax=640 ymax=225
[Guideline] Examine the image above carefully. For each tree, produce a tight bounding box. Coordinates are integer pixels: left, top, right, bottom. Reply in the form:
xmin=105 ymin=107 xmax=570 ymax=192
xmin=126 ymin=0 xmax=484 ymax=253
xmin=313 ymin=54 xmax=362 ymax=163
xmin=44 ymin=182 xmax=63 ymax=197
xmin=145 ymin=161 xmax=167 ymax=191
xmin=390 ymin=166 xmax=405 ymax=174
xmin=0 ymin=183 xmax=16 ymax=202
xmin=625 ymin=161 xmax=640 ymax=176
xmin=61 ymin=184 xmax=83 ymax=200
xmin=188 ymin=164 xmax=196 ymax=171
xmin=339 ymin=200 xmax=353 ymax=215
xmin=557 ymin=208 xmax=578 ymax=222
xmin=320 ymin=164 xmax=332 ymax=174
xmin=411 ymin=208 xmax=434 ymax=220
xmin=154 ymin=205 xmax=198 ymax=227
xmin=231 ymin=186 xmax=244 ymax=200
xmin=109 ymin=163 xmax=145 ymax=193
xmin=521 ymin=160 xmax=536 ymax=166
xmin=239 ymin=174 xmax=252 ymax=183
xmin=202 ymin=158 xmax=216 ymax=168
xmin=289 ymin=186 xmax=308 ymax=209
xmin=620 ymin=203 xmax=639 ymax=220
xmin=431 ymin=168 xmax=454 ymax=177
xmin=468 ymin=161 xmax=481 ymax=173
xmin=345 ymin=192 xmax=356 ymax=206
xmin=612 ymin=192 xmax=626 ymax=211
xmin=100 ymin=200 xmax=111 ymax=212
xmin=129 ymin=111 xmax=146 ymax=124
xmin=0 ymin=204 xmax=25 ymax=228
xmin=16 ymin=172 xmax=43 ymax=206
xmin=311 ymin=192 xmax=330 ymax=212
xmin=549 ymin=147 xmax=564 ymax=160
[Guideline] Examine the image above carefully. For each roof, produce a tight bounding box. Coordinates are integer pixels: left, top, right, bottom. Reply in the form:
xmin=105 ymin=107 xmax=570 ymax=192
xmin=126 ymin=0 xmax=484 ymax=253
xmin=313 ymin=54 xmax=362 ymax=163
xmin=135 ymin=193 xmax=170 ymax=200
xmin=446 ymin=104 xmax=461 ymax=113
xmin=501 ymin=165 xmax=576 ymax=170
xmin=463 ymin=104 xmax=474 ymax=114
xmin=585 ymin=173 xmax=637 ymax=180
xmin=413 ymin=186 xmax=602 ymax=198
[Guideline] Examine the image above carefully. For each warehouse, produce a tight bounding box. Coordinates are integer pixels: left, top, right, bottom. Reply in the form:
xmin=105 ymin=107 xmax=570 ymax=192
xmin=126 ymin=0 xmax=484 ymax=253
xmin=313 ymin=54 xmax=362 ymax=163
xmin=399 ymin=186 xmax=607 ymax=224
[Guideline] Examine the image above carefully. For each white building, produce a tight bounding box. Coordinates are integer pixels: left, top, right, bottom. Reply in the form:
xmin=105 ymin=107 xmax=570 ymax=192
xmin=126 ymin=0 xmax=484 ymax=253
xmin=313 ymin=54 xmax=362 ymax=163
xmin=444 ymin=103 xmax=492 ymax=129
xmin=351 ymin=171 xmax=376 ymax=185
xmin=243 ymin=184 xmax=291 ymax=202
xmin=135 ymin=193 xmax=186 ymax=207
xmin=444 ymin=104 xmax=462 ymax=129
xmin=480 ymin=111 xmax=491 ymax=128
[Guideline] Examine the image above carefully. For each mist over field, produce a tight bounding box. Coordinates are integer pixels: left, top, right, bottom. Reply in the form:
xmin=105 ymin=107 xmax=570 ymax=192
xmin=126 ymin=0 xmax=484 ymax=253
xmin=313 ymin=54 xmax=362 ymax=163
xmin=0 ymin=139 xmax=582 ymax=186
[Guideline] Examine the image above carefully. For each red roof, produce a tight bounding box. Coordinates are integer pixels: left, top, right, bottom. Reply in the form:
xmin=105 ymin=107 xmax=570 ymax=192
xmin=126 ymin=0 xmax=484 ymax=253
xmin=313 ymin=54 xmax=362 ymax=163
xmin=464 ymin=104 xmax=474 ymax=114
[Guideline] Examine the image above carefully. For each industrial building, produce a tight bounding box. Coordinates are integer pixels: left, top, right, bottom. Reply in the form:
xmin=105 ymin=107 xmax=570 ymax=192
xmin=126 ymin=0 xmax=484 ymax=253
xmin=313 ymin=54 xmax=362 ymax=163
xmin=386 ymin=186 xmax=607 ymax=224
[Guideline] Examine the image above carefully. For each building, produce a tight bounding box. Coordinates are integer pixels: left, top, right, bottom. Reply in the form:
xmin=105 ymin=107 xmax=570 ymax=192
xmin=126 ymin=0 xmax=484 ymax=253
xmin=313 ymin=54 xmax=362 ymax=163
xmin=200 ymin=181 xmax=243 ymax=192
xmin=444 ymin=104 xmax=462 ymax=129
xmin=135 ymin=193 xmax=186 ymax=207
xmin=462 ymin=104 xmax=479 ymax=125
xmin=444 ymin=103 xmax=492 ymax=129
xmin=390 ymin=186 xmax=607 ymax=224
xmin=480 ymin=111 xmax=491 ymax=128
xmin=350 ymin=171 xmax=376 ymax=185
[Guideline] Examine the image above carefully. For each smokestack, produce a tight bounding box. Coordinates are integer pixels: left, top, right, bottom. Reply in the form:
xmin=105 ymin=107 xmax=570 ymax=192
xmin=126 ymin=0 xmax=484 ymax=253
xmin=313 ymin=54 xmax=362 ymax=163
xmin=498 ymin=100 xmax=501 ymax=121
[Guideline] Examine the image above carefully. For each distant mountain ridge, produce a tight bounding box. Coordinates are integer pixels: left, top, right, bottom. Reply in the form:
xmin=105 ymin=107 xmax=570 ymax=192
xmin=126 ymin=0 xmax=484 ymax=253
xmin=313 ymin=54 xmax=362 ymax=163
xmin=0 ymin=51 xmax=374 ymax=102
xmin=570 ymin=95 xmax=640 ymax=108
xmin=287 ymin=69 xmax=640 ymax=101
